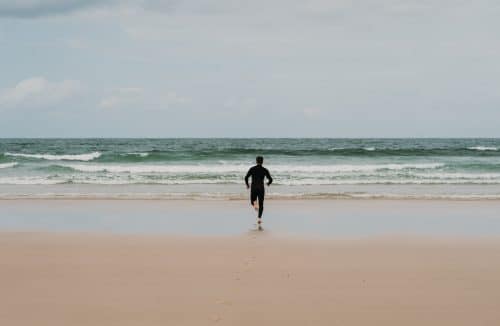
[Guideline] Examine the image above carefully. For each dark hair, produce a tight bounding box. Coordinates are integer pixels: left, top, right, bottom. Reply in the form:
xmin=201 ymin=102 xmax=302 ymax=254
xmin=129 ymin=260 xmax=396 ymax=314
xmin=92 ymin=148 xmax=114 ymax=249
xmin=256 ymin=156 xmax=263 ymax=164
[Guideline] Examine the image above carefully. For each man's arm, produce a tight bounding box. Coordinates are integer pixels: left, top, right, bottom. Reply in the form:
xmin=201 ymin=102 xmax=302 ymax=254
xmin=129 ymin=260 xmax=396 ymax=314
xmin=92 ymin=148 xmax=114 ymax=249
xmin=265 ymin=168 xmax=273 ymax=186
xmin=245 ymin=168 xmax=252 ymax=188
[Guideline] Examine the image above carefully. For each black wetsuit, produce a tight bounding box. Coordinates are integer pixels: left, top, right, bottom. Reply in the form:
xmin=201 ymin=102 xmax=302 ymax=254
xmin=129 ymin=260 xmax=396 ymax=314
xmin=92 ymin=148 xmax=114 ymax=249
xmin=245 ymin=165 xmax=273 ymax=218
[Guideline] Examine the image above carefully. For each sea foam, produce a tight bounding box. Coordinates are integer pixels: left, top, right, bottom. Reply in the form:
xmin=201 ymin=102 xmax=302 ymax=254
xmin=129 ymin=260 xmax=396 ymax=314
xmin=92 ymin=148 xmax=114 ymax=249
xmin=0 ymin=162 xmax=18 ymax=169
xmin=61 ymin=164 xmax=248 ymax=173
xmin=60 ymin=162 xmax=444 ymax=174
xmin=5 ymin=152 xmax=101 ymax=161
xmin=467 ymin=146 xmax=498 ymax=151
xmin=123 ymin=152 xmax=149 ymax=157
xmin=0 ymin=177 xmax=63 ymax=185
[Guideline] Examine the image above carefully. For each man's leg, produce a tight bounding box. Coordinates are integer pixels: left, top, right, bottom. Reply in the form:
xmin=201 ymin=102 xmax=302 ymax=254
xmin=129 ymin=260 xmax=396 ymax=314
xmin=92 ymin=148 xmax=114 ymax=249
xmin=250 ymin=188 xmax=257 ymax=207
xmin=257 ymin=189 xmax=264 ymax=218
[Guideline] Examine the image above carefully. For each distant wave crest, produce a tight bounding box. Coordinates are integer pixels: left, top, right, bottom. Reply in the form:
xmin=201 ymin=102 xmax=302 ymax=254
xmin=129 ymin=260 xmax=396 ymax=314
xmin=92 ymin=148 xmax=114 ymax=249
xmin=123 ymin=152 xmax=149 ymax=157
xmin=467 ymin=146 xmax=498 ymax=151
xmin=5 ymin=152 xmax=101 ymax=161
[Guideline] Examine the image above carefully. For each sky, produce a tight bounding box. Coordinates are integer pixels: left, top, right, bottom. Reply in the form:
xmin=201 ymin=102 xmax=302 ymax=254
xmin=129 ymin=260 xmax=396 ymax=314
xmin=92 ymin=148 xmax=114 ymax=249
xmin=0 ymin=0 xmax=499 ymax=137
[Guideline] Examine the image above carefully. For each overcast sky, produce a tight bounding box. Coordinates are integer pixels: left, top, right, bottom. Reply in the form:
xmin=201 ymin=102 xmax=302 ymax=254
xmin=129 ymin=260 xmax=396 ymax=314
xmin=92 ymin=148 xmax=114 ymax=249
xmin=0 ymin=0 xmax=499 ymax=137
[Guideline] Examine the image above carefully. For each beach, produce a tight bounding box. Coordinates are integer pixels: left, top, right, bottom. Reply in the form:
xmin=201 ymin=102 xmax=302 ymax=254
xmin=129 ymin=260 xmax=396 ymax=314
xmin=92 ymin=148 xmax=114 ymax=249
xmin=2 ymin=199 xmax=500 ymax=325
xmin=2 ymin=231 xmax=500 ymax=325
xmin=3 ymin=0 xmax=500 ymax=321
xmin=2 ymin=138 xmax=500 ymax=324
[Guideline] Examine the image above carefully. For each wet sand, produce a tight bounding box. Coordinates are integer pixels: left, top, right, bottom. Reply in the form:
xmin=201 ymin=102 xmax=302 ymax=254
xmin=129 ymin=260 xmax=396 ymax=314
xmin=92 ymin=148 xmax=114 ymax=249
xmin=1 ymin=199 xmax=500 ymax=236
xmin=1 ymin=199 xmax=500 ymax=325
xmin=1 ymin=232 xmax=500 ymax=325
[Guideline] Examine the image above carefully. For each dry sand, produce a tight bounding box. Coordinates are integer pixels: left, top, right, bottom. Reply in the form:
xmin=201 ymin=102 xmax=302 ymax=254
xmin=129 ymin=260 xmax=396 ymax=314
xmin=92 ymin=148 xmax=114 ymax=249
xmin=2 ymin=232 xmax=500 ymax=325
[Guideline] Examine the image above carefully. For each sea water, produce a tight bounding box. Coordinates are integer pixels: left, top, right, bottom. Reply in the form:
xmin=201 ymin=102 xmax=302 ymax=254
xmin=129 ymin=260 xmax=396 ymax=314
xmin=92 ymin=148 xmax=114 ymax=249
xmin=1 ymin=138 xmax=500 ymax=199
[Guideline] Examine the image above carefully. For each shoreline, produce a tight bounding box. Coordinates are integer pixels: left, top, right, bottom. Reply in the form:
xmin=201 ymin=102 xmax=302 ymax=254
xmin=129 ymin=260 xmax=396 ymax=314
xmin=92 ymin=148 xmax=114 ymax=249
xmin=2 ymin=199 xmax=500 ymax=237
xmin=3 ymin=197 xmax=500 ymax=200
xmin=2 ymin=183 xmax=500 ymax=200
xmin=3 ymin=193 xmax=500 ymax=201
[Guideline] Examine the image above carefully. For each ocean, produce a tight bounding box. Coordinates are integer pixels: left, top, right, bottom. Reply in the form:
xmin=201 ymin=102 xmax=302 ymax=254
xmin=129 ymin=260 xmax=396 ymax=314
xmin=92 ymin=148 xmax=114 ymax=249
xmin=1 ymin=138 xmax=500 ymax=199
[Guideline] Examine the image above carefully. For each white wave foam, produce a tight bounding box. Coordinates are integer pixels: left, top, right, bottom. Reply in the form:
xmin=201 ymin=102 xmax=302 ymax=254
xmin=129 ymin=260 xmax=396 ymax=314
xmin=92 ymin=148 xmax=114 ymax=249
xmin=364 ymin=147 xmax=375 ymax=151
xmin=342 ymin=193 xmax=500 ymax=200
xmin=61 ymin=164 xmax=248 ymax=173
xmin=5 ymin=151 xmax=101 ymax=161
xmin=125 ymin=152 xmax=149 ymax=157
xmin=1 ymin=191 xmax=499 ymax=200
xmin=2 ymin=174 xmax=500 ymax=185
xmin=0 ymin=177 xmax=63 ymax=185
xmin=0 ymin=162 xmax=18 ymax=169
xmin=273 ymin=163 xmax=445 ymax=173
xmin=467 ymin=146 xmax=498 ymax=151
xmin=412 ymin=172 xmax=500 ymax=180
xmin=61 ymin=162 xmax=445 ymax=174
xmin=278 ymin=179 xmax=500 ymax=185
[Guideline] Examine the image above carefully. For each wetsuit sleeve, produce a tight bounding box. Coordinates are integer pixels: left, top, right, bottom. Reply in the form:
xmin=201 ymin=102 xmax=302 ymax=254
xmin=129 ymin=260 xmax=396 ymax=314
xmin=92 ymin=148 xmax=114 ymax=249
xmin=245 ymin=168 xmax=252 ymax=187
xmin=265 ymin=168 xmax=273 ymax=185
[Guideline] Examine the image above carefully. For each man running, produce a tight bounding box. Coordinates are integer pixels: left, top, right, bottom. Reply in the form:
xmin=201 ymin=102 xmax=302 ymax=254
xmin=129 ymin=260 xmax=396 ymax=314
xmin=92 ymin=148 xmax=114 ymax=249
xmin=245 ymin=156 xmax=273 ymax=226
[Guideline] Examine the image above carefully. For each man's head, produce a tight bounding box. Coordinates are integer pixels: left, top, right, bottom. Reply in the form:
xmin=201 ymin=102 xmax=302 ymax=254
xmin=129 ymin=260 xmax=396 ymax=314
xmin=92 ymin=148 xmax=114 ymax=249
xmin=256 ymin=156 xmax=263 ymax=165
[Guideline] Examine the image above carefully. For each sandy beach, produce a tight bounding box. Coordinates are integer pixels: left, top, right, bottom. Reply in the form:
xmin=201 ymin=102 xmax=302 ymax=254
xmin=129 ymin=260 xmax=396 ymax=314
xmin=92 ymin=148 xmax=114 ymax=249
xmin=1 ymin=232 xmax=500 ymax=325
xmin=1 ymin=199 xmax=500 ymax=325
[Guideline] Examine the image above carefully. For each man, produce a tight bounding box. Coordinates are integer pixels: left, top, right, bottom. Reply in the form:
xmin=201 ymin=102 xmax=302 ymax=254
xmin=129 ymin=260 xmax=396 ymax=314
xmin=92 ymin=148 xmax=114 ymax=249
xmin=245 ymin=156 xmax=273 ymax=226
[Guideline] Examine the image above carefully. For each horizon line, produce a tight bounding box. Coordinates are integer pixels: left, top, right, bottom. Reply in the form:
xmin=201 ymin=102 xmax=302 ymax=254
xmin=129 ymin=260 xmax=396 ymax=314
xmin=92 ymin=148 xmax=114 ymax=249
xmin=1 ymin=136 xmax=499 ymax=139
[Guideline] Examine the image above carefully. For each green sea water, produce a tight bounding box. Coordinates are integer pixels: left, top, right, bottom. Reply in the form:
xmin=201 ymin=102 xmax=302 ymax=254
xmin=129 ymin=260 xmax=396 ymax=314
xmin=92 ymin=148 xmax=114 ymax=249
xmin=1 ymin=138 xmax=500 ymax=199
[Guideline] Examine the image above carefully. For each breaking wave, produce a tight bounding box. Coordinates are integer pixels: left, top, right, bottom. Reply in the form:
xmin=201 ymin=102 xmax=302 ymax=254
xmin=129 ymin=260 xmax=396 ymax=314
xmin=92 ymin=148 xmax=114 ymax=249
xmin=467 ymin=146 xmax=498 ymax=151
xmin=5 ymin=152 xmax=102 ymax=161
xmin=0 ymin=162 xmax=18 ymax=169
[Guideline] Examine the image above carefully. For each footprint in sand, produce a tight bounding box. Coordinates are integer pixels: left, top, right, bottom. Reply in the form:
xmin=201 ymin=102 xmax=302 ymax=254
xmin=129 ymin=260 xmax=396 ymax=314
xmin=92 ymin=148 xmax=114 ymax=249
xmin=210 ymin=314 xmax=222 ymax=322
xmin=211 ymin=300 xmax=233 ymax=323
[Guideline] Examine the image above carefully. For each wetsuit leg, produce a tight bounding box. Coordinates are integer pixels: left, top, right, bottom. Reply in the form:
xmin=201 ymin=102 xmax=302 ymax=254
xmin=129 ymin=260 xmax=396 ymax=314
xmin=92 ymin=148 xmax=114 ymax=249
xmin=250 ymin=188 xmax=258 ymax=206
xmin=251 ymin=186 xmax=265 ymax=217
xmin=257 ymin=188 xmax=265 ymax=218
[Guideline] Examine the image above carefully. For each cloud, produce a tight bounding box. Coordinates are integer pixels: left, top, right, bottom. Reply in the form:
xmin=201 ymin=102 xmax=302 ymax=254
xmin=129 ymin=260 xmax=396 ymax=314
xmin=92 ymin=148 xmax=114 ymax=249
xmin=0 ymin=77 xmax=82 ymax=109
xmin=0 ymin=0 xmax=188 ymax=18
xmin=0 ymin=0 xmax=114 ymax=18
xmin=98 ymin=87 xmax=190 ymax=110
xmin=0 ymin=0 xmax=344 ymax=19
xmin=0 ymin=0 xmax=416 ymax=20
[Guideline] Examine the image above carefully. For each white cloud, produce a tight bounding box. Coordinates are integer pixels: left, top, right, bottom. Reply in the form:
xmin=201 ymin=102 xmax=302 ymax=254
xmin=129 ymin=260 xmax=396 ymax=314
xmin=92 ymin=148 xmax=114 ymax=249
xmin=0 ymin=77 xmax=82 ymax=110
xmin=0 ymin=0 xmax=111 ymax=18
